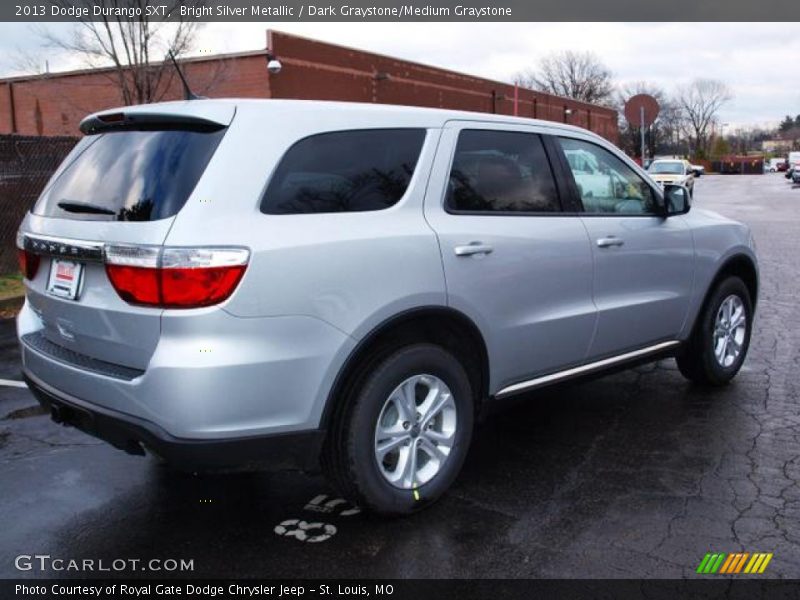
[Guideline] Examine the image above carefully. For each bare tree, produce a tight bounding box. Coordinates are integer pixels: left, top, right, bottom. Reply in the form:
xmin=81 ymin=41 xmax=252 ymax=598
xmin=515 ymin=51 xmax=614 ymax=106
xmin=11 ymin=47 xmax=50 ymax=76
xmin=41 ymin=1 xmax=200 ymax=105
xmin=676 ymin=79 xmax=733 ymax=158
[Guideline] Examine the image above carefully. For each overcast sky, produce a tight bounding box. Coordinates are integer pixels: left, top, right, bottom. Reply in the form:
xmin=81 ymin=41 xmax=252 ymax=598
xmin=1 ymin=22 xmax=797 ymax=129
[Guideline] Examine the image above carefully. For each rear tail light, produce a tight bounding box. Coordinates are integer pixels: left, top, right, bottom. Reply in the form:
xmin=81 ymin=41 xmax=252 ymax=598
xmin=16 ymin=232 xmax=40 ymax=280
xmin=104 ymin=245 xmax=249 ymax=309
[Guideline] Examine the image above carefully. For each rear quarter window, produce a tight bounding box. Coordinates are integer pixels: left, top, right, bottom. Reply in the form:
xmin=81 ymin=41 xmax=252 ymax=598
xmin=260 ymin=129 xmax=426 ymax=214
xmin=33 ymin=128 xmax=226 ymax=222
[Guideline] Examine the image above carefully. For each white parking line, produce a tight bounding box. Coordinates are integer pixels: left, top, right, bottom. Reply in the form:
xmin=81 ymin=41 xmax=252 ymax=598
xmin=0 ymin=378 xmax=28 ymax=389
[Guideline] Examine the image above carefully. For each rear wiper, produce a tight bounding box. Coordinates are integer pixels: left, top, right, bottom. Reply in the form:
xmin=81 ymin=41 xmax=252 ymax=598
xmin=57 ymin=200 xmax=116 ymax=216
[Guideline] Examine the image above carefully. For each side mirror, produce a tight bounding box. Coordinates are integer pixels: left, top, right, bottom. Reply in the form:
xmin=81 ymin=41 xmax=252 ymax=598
xmin=664 ymin=184 xmax=691 ymax=216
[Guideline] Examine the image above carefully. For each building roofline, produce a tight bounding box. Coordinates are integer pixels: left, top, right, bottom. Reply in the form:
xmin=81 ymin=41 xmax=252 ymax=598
xmin=267 ymin=29 xmax=614 ymax=113
xmin=0 ymin=48 xmax=269 ymax=85
xmin=1 ymin=29 xmax=615 ymax=115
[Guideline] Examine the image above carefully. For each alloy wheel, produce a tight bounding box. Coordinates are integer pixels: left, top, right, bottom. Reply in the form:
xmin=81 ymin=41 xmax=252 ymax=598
xmin=373 ymin=374 xmax=457 ymax=489
xmin=713 ymin=294 xmax=747 ymax=368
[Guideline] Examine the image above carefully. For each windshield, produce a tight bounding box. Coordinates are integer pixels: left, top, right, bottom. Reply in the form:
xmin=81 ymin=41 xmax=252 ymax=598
xmin=33 ymin=128 xmax=226 ymax=221
xmin=648 ymin=161 xmax=685 ymax=175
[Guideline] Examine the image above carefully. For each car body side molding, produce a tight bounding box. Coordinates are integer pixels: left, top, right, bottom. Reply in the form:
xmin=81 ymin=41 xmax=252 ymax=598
xmin=495 ymin=340 xmax=681 ymax=398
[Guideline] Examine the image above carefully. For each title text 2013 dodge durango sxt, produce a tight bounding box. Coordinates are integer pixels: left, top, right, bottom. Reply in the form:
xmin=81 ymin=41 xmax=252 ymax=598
xmin=17 ymin=100 xmax=757 ymax=515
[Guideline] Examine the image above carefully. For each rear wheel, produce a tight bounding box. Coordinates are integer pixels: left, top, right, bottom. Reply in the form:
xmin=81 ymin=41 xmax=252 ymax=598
xmin=677 ymin=276 xmax=752 ymax=386
xmin=323 ymin=344 xmax=474 ymax=515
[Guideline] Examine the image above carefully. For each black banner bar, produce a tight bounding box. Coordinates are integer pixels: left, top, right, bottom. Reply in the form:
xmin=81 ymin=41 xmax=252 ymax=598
xmin=4 ymin=0 xmax=800 ymax=23
xmin=4 ymin=579 xmax=800 ymax=600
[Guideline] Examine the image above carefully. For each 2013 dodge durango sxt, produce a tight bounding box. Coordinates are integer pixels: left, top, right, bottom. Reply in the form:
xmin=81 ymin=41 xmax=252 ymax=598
xmin=17 ymin=100 xmax=758 ymax=515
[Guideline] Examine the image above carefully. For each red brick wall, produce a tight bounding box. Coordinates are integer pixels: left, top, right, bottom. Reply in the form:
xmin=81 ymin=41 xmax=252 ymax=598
xmin=0 ymin=30 xmax=618 ymax=143
xmin=267 ymin=31 xmax=618 ymax=143
xmin=0 ymin=54 xmax=270 ymax=137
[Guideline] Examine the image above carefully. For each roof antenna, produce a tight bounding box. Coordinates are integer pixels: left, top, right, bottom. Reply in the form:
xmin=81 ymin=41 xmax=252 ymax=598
xmin=168 ymin=51 xmax=204 ymax=100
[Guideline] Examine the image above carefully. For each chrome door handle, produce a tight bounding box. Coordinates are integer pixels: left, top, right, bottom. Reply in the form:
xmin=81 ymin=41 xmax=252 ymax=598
xmin=596 ymin=236 xmax=625 ymax=248
xmin=454 ymin=242 xmax=494 ymax=257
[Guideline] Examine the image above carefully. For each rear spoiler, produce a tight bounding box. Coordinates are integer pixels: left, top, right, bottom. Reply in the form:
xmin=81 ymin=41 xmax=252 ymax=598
xmin=79 ymin=112 xmax=228 ymax=135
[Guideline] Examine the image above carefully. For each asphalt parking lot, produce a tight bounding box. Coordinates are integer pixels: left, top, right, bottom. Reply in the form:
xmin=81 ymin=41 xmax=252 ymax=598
xmin=1 ymin=174 xmax=799 ymax=579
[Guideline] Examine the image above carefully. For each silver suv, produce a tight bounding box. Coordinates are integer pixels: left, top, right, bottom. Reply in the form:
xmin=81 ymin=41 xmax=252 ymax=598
xmin=17 ymin=100 xmax=758 ymax=515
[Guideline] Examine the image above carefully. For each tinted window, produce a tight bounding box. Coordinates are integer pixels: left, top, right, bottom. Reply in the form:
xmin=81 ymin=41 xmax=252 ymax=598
xmin=261 ymin=129 xmax=425 ymax=214
xmin=34 ymin=129 xmax=226 ymax=221
xmin=447 ymin=130 xmax=560 ymax=213
xmin=558 ymin=137 xmax=658 ymax=215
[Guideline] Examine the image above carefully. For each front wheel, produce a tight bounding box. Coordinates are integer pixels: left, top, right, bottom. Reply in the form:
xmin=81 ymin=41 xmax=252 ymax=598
xmin=323 ymin=344 xmax=474 ymax=515
xmin=677 ymin=276 xmax=753 ymax=386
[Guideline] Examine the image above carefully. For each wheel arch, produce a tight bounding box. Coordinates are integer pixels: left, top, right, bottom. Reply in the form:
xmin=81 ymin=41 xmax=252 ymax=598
xmin=320 ymin=306 xmax=490 ymax=433
xmin=689 ymin=252 xmax=758 ymax=337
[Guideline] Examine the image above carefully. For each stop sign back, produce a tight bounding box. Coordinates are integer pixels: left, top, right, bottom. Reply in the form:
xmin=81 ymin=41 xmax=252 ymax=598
xmin=624 ymin=94 xmax=660 ymax=127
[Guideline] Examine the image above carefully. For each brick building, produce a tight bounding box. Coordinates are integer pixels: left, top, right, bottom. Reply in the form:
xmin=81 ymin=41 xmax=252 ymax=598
xmin=0 ymin=30 xmax=618 ymax=142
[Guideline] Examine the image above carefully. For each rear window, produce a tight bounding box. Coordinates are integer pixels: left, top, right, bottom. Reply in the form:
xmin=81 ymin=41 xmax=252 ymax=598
xmin=260 ymin=129 xmax=426 ymax=214
xmin=33 ymin=128 xmax=226 ymax=221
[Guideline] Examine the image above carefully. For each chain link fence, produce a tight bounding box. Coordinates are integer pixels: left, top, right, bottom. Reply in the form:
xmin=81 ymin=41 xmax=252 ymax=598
xmin=0 ymin=135 xmax=79 ymax=274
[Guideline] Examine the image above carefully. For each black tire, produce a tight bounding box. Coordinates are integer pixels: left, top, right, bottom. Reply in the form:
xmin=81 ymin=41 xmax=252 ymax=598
xmin=323 ymin=343 xmax=474 ymax=516
xmin=677 ymin=276 xmax=753 ymax=386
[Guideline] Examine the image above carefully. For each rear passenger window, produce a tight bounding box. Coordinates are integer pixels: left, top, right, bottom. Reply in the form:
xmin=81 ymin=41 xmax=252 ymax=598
xmin=447 ymin=130 xmax=560 ymax=213
xmin=261 ymin=129 xmax=425 ymax=214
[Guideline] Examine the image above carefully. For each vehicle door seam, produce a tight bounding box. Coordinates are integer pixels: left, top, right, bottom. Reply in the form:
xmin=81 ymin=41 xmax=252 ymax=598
xmin=419 ymin=127 xmax=451 ymax=306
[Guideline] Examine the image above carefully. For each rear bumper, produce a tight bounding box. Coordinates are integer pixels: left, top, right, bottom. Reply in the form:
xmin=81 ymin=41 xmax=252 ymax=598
xmin=17 ymin=300 xmax=356 ymax=439
xmin=24 ymin=371 xmax=325 ymax=470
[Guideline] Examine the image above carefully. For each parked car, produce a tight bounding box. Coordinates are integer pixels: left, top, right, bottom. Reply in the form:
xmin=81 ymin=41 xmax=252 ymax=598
xmin=647 ymin=159 xmax=696 ymax=196
xmin=768 ymin=158 xmax=787 ymax=172
xmin=777 ymin=161 xmax=789 ymax=172
xmin=690 ymin=164 xmax=705 ymax=177
xmin=17 ymin=100 xmax=758 ymax=515
xmin=792 ymin=168 xmax=800 ymax=184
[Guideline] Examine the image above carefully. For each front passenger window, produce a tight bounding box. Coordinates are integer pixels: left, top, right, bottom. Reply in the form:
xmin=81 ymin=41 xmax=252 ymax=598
xmin=558 ymin=137 xmax=658 ymax=216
